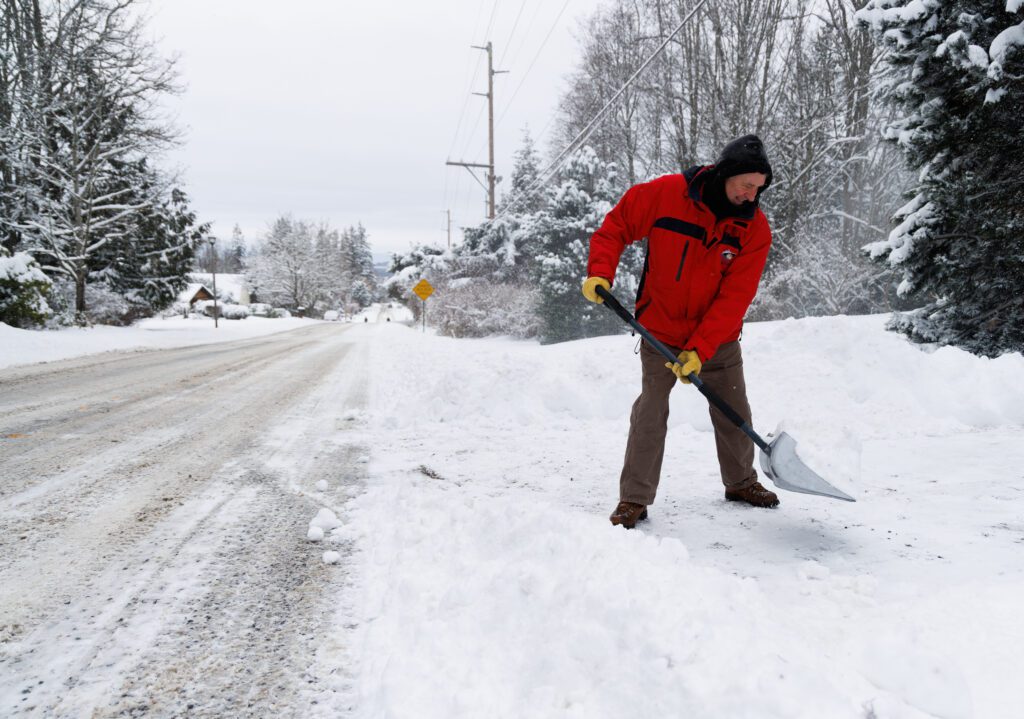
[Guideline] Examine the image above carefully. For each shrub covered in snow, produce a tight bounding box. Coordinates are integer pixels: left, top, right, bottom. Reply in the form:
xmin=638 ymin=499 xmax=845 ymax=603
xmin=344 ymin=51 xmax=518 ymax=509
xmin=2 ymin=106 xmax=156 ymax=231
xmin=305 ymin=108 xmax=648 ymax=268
xmin=219 ymin=304 xmax=249 ymax=320
xmin=430 ymin=277 xmax=540 ymax=339
xmin=194 ymin=300 xmax=248 ymax=319
xmin=269 ymin=307 xmax=291 ymax=318
xmin=0 ymin=252 xmax=52 ymax=327
xmin=249 ymin=302 xmax=272 ymax=317
xmin=84 ymin=284 xmax=138 ymax=325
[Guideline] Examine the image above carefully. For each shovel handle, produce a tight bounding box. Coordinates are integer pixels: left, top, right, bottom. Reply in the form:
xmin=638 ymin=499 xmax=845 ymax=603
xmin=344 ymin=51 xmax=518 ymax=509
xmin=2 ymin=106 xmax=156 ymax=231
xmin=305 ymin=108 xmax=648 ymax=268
xmin=595 ymin=285 xmax=770 ymax=453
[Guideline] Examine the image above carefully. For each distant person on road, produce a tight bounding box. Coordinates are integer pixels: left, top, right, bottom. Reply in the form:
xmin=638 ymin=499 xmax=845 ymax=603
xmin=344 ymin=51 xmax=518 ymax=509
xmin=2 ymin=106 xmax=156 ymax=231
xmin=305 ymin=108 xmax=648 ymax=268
xmin=581 ymin=135 xmax=778 ymax=529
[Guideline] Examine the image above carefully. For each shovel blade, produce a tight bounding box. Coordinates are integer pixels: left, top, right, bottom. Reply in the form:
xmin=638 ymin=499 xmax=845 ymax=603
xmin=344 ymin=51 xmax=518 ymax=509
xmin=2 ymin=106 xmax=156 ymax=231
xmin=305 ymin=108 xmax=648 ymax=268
xmin=758 ymin=432 xmax=856 ymax=502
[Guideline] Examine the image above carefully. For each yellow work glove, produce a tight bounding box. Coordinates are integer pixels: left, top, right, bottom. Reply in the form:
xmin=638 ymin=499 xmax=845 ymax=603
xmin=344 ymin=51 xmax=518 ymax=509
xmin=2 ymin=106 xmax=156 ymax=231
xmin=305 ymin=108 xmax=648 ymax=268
xmin=581 ymin=276 xmax=611 ymax=303
xmin=665 ymin=349 xmax=702 ymax=384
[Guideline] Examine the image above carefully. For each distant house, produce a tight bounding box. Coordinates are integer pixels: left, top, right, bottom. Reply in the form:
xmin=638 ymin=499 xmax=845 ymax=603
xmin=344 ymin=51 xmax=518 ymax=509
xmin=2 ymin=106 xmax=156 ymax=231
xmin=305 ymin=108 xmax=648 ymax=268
xmin=189 ymin=273 xmax=250 ymax=305
xmin=178 ymin=283 xmax=215 ymax=308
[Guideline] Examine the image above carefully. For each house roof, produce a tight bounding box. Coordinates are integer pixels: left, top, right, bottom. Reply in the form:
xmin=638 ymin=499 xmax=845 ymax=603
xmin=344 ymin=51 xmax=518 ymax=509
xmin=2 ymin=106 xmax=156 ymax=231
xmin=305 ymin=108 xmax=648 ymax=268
xmin=190 ymin=273 xmax=248 ymax=304
xmin=177 ymin=283 xmax=213 ymax=304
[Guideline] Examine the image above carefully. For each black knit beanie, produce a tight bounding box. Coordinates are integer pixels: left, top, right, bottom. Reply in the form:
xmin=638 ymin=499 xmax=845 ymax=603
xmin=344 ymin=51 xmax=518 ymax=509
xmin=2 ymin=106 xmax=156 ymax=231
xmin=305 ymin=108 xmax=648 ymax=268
xmin=715 ymin=134 xmax=773 ymax=190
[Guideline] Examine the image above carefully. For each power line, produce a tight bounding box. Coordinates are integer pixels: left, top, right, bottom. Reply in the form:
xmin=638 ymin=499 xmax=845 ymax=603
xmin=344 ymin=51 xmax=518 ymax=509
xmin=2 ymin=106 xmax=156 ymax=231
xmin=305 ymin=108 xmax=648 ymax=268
xmin=497 ymin=0 xmax=529 ymax=68
xmin=453 ymin=0 xmax=505 ymax=183
xmin=447 ymin=51 xmax=486 ymax=161
xmin=462 ymin=0 xmax=556 ymax=173
xmin=494 ymin=0 xmax=709 ymax=222
xmin=496 ymin=0 xmax=573 ymax=128
xmin=482 ymin=0 xmax=501 ymax=47
xmin=444 ymin=2 xmax=489 ymax=213
xmin=501 ymin=0 xmax=547 ymax=73
xmin=458 ymin=102 xmax=488 ymax=166
xmin=448 ymin=42 xmax=506 ymax=219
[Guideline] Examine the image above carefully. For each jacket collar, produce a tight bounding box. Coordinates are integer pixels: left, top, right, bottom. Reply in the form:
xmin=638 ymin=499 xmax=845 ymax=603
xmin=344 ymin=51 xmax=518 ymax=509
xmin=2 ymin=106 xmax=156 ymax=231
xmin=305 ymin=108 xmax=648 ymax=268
xmin=682 ymin=164 xmax=757 ymax=221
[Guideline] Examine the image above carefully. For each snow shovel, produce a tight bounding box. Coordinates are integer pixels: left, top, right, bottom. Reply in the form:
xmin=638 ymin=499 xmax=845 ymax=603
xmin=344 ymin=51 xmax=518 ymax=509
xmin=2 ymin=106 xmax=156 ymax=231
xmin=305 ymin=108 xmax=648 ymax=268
xmin=595 ymin=285 xmax=855 ymax=502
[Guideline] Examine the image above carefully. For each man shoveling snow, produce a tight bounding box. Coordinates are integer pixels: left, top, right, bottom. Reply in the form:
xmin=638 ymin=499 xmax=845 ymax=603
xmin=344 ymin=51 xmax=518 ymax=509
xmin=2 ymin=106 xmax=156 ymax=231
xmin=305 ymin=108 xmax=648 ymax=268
xmin=582 ymin=135 xmax=779 ymax=528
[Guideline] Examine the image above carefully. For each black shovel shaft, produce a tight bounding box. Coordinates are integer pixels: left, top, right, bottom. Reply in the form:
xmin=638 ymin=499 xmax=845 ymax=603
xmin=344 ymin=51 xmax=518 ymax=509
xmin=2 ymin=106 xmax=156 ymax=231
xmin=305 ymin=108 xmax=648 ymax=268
xmin=595 ymin=285 xmax=770 ymax=453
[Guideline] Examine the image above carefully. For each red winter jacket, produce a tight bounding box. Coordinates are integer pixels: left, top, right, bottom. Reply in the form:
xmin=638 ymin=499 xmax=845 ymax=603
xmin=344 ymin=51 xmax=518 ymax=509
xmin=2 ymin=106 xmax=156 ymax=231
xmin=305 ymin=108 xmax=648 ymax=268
xmin=586 ymin=167 xmax=772 ymax=362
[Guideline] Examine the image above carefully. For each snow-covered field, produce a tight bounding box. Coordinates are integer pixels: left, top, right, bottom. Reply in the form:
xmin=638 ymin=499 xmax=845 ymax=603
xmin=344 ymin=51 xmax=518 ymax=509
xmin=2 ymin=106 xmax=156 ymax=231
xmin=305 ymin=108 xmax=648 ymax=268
xmin=331 ymin=315 xmax=1024 ymax=719
xmin=3 ymin=313 xmax=1023 ymax=717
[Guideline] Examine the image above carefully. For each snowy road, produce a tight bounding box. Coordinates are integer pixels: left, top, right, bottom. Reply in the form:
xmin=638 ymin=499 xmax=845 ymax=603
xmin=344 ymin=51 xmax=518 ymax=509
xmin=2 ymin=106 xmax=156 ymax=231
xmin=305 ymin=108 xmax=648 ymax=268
xmin=0 ymin=323 xmax=366 ymax=716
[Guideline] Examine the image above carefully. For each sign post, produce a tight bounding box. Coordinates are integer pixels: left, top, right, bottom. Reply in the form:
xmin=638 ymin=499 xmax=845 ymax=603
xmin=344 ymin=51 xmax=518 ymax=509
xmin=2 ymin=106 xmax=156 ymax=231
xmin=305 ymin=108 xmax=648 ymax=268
xmin=412 ymin=279 xmax=434 ymax=333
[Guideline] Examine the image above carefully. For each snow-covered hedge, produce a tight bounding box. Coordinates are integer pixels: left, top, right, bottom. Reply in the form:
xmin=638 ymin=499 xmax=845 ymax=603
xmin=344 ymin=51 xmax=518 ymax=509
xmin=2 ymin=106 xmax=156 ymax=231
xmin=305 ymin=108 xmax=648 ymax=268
xmin=82 ymin=283 xmax=133 ymax=325
xmin=430 ymin=279 xmax=540 ymax=339
xmin=219 ymin=304 xmax=249 ymax=320
xmin=194 ymin=300 xmax=249 ymax=319
xmin=0 ymin=252 xmax=52 ymax=327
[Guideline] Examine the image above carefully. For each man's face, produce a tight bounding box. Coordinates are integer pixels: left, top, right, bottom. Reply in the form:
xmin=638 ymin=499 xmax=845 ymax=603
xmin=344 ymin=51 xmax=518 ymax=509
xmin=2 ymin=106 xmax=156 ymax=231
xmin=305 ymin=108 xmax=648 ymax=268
xmin=724 ymin=172 xmax=768 ymax=206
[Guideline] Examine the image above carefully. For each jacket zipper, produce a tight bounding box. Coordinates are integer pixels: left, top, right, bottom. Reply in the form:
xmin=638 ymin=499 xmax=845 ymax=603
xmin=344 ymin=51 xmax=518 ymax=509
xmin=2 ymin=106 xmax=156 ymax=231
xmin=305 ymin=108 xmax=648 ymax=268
xmin=675 ymin=241 xmax=690 ymax=281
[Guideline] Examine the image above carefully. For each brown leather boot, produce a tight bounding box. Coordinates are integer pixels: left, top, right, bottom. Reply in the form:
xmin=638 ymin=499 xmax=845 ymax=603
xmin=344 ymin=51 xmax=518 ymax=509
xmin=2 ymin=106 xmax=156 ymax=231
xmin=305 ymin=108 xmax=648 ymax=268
xmin=725 ymin=480 xmax=780 ymax=508
xmin=610 ymin=501 xmax=648 ymax=529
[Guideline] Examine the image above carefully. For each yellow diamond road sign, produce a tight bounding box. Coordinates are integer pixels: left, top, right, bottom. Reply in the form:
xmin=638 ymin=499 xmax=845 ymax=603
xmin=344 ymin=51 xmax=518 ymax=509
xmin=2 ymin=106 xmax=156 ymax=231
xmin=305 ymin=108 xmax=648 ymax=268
xmin=412 ymin=279 xmax=434 ymax=301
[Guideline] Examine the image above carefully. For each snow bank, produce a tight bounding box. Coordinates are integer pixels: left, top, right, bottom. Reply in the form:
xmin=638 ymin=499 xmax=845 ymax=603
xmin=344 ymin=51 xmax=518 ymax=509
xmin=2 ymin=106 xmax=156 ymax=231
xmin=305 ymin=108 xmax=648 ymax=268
xmin=337 ymin=316 xmax=1024 ymax=718
xmin=0 ymin=315 xmax=321 ymax=370
xmin=372 ymin=314 xmax=1024 ymax=440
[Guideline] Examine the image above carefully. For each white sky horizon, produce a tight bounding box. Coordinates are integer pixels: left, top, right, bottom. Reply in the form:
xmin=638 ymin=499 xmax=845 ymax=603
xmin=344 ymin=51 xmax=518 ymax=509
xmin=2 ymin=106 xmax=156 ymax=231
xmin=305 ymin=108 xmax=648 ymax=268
xmin=147 ymin=0 xmax=592 ymax=261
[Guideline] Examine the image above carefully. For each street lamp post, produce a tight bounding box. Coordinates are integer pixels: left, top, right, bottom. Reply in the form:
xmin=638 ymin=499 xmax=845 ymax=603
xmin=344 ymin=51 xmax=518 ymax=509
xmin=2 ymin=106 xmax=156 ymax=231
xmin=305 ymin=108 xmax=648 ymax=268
xmin=208 ymin=237 xmax=219 ymax=329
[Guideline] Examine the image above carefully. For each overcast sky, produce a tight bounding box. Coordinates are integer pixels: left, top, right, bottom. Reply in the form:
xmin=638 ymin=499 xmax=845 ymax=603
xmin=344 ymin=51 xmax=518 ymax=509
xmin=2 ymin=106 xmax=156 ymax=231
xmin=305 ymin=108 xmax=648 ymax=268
xmin=146 ymin=0 xmax=591 ymax=260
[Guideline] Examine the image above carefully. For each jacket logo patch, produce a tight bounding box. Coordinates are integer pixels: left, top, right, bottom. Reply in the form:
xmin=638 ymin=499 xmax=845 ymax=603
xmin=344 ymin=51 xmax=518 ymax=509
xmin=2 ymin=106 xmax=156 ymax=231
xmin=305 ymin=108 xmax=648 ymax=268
xmin=721 ymin=249 xmax=737 ymax=267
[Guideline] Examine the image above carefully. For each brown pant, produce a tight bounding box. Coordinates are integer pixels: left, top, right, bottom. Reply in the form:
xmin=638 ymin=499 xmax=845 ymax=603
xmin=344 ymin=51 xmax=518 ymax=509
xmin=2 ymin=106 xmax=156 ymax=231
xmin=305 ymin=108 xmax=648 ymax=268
xmin=619 ymin=339 xmax=757 ymax=505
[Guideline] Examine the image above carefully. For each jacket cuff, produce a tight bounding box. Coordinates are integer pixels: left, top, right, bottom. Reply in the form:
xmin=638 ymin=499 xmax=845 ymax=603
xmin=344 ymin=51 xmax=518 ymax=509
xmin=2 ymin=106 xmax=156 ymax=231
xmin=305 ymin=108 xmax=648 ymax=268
xmin=687 ymin=336 xmax=715 ymax=364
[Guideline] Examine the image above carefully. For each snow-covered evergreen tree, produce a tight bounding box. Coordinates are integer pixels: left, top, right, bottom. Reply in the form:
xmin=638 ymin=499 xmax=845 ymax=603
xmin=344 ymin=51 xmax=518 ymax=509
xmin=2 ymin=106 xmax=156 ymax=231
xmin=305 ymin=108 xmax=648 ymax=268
xmin=859 ymin=0 xmax=1024 ymax=356
xmin=532 ymin=146 xmax=639 ymax=344
xmin=91 ymin=166 xmax=206 ymax=323
xmin=0 ymin=250 xmax=52 ymax=327
xmin=501 ymin=127 xmax=544 ymax=216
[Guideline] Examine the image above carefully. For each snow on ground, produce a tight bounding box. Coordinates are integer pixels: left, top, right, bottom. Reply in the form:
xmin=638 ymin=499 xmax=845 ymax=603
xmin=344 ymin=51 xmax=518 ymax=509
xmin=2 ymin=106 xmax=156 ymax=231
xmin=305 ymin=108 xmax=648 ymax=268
xmin=0 ymin=315 xmax=322 ymax=370
xmin=327 ymin=315 xmax=1024 ymax=719
xmin=0 ymin=302 xmax=418 ymax=371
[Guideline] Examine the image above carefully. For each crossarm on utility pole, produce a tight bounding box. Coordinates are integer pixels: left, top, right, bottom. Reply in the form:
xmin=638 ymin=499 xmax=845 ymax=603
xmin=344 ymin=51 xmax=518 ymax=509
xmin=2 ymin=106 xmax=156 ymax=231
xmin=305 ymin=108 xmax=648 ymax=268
xmin=446 ymin=160 xmax=490 ymax=194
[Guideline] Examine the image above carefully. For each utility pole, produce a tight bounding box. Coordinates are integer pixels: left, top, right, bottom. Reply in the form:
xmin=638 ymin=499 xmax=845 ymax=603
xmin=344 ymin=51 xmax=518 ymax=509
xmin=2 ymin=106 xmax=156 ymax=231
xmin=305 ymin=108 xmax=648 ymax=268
xmin=443 ymin=209 xmax=452 ymax=249
xmin=446 ymin=41 xmax=507 ymax=220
